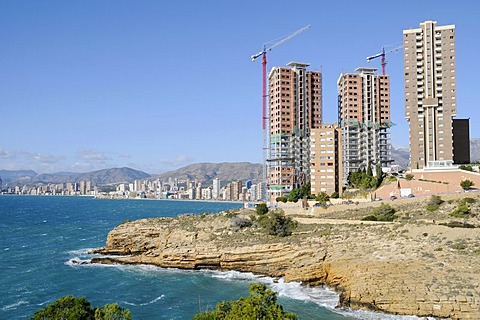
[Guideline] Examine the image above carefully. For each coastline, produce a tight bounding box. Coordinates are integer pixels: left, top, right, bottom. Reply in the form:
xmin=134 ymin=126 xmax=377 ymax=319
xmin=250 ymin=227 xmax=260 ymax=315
xmin=91 ymin=193 xmax=480 ymax=319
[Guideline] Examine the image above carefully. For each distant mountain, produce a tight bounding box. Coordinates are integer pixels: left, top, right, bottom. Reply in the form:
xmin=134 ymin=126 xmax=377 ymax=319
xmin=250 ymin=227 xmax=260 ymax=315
xmin=0 ymin=170 xmax=38 ymax=186
xmin=153 ymin=162 xmax=263 ymax=185
xmin=0 ymin=167 xmax=150 ymax=186
xmin=391 ymin=146 xmax=409 ymax=168
xmin=470 ymin=138 xmax=480 ymax=162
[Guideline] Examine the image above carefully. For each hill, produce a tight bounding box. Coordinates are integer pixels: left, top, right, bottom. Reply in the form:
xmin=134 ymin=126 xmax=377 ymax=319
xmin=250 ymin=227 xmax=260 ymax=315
xmin=153 ymin=162 xmax=263 ymax=185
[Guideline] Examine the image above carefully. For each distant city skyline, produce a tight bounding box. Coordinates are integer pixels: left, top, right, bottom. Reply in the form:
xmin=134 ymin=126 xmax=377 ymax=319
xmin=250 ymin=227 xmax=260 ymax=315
xmin=1 ymin=1 xmax=479 ymax=174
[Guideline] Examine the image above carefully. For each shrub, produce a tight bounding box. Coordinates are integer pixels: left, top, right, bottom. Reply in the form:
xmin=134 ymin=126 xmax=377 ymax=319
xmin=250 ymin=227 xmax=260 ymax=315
xmin=276 ymin=196 xmax=288 ymax=203
xmin=460 ymin=179 xmax=475 ymax=190
xmin=459 ymin=197 xmax=476 ymax=205
xmin=315 ymin=192 xmax=330 ymax=204
xmin=361 ymin=203 xmax=396 ymax=222
xmin=450 ymin=203 xmax=471 ymax=218
xmin=459 ymin=165 xmax=474 ymax=172
xmin=439 ymin=221 xmax=476 ymax=228
xmin=259 ymin=210 xmax=297 ymax=237
xmin=426 ymin=195 xmax=444 ymax=211
xmin=256 ymin=203 xmax=268 ymax=215
xmin=405 ymin=173 xmax=414 ymax=181
xmin=231 ymin=217 xmax=252 ymax=230
xmin=361 ymin=215 xmax=378 ymax=221
xmin=193 ymin=283 xmax=298 ymax=320
xmin=330 ymin=191 xmax=339 ymax=199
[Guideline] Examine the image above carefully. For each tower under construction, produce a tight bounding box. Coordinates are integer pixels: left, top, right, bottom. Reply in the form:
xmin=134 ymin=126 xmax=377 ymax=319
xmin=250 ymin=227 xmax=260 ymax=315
xmin=337 ymin=67 xmax=392 ymax=186
xmin=267 ymin=62 xmax=322 ymax=200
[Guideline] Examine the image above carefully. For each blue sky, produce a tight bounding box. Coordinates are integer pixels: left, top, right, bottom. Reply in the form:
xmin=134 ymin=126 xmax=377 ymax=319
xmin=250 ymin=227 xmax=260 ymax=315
xmin=1 ymin=0 xmax=479 ymax=174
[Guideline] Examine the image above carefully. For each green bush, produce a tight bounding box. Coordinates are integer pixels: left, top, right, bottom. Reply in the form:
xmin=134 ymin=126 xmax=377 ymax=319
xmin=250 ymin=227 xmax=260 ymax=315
xmin=459 ymin=197 xmax=476 ymax=205
xmin=193 ymin=284 xmax=298 ymax=320
xmin=315 ymin=192 xmax=330 ymax=204
xmin=450 ymin=203 xmax=472 ymax=218
xmin=361 ymin=215 xmax=378 ymax=221
xmin=459 ymin=165 xmax=474 ymax=172
xmin=362 ymin=203 xmax=396 ymax=222
xmin=32 ymin=296 xmax=131 ymax=320
xmin=405 ymin=173 xmax=414 ymax=181
xmin=460 ymin=179 xmax=475 ymax=190
xmin=276 ymin=196 xmax=288 ymax=203
xmin=256 ymin=203 xmax=268 ymax=215
xmin=426 ymin=195 xmax=444 ymax=211
xmin=330 ymin=191 xmax=339 ymax=199
xmin=258 ymin=210 xmax=297 ymax=237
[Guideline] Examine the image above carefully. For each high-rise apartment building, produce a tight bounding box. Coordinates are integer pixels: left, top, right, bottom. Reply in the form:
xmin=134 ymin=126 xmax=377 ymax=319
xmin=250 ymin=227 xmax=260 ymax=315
xmin=337 ymin=67 xmax=392 ymax=186
xmin=310 ymin=124 xmax=342 ymax=196
xmin=267 ymin=62 xmax=322 ymax=199
xmin=403 ymin=20 xmax=456 ymax=169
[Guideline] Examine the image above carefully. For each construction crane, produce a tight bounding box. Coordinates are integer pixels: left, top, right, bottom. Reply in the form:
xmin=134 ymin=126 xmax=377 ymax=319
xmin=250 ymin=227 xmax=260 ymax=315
xmin=366 ymin=45 xmax=403 ymax=75
xmin=251 ymin=25 xmax=310 ymax=201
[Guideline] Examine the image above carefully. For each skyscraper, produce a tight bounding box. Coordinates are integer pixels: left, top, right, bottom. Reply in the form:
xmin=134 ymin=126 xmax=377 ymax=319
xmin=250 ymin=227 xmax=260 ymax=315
xmin=337 ymin=67 xmax=392 ymax=186
xmin=403 ymin=20 xmax=456 ymax=169
xmin=267 ymin=62 xmax=322 ymax=200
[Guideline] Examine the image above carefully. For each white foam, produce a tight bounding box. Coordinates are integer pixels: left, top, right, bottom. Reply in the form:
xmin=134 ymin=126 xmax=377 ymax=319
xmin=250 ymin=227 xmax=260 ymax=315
xmin=122 ymin=295 xmax=164 ymax=306
xmin=65 ymin=257 xmax=91 ymax=266
xmin=1 ymin=300 xmax=28 ymax=311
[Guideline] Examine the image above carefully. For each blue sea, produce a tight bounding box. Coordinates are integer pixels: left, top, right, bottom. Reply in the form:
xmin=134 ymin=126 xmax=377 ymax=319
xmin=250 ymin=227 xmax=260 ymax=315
xmin=0 ymin=196 xmax=422 ymax=319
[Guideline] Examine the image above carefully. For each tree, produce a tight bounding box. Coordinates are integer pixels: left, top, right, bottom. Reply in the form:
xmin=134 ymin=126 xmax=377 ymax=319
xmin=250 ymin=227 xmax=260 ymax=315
xmin=256 ymin=202 xmax=268 ymax=215
xmin=32 ymin=296 xmax=95 ymax=320
xmin=31 ymin=296 xmax=132 ymax=320
xmin=95 ymin=303 xmax=132 ymax=320
xmin=460 ymin=179 xmax=475 ymax=190
xmin=193 ymin=283 xmax=298 ymax=320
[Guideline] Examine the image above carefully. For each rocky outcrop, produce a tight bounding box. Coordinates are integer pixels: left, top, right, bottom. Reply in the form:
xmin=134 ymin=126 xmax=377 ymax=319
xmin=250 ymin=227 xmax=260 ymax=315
xmin=93 ymin=206 xmax=480 ymax=320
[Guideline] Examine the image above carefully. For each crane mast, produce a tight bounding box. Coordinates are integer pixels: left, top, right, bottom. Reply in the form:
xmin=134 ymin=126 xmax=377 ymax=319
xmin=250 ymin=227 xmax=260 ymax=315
xmin=251 ymin=25 xmax=310 ymax=201
xmin=366 ymin=45 xmax=402 ymax=75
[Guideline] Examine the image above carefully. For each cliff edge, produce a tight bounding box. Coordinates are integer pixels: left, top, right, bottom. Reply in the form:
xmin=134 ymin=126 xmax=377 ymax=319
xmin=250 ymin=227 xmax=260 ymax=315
xmin=93 ymin=194 xmax=480 ymax=319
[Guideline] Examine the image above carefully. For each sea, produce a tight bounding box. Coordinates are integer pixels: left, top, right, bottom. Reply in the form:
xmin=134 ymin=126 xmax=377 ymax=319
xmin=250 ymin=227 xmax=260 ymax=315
xmin=0 ymin=195 xmax=425 ymax=320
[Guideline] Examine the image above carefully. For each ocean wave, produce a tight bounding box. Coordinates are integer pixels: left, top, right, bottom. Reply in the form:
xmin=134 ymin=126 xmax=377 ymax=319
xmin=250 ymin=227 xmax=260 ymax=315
xmin=203 ymin=270 xmax=339 ymax=310
xmin=200 ymin=270 xmax=431 ymax=320
xmin=65 ymin=257 xmax=91 ymax=266
xmin=122 ymin=295 xmax=164 ymax=306
xmin=67 ymin=248 xmax=97 ymax=256
xmin=64 ymin=263 xmax=431 ymax=320
xmin=1 ymin=300 xmax=28 ymax=311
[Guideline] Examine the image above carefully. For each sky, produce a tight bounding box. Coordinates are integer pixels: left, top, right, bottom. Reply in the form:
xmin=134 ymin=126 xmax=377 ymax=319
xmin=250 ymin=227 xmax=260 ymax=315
xmin=1 ymin=0 xmax=479 ymax=174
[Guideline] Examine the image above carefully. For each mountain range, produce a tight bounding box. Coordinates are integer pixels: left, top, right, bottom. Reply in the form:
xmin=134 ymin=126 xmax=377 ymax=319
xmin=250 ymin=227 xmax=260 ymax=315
xmin=1 ymin=142 xmax=479 ymax=187
xmin=0 ymin=167 xmax=150 ymax=187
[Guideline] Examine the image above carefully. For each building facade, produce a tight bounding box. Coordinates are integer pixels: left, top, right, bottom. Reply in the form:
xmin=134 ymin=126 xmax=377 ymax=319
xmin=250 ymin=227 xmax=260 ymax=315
xmin=452 ymin=119 xmax=470 ymax=164
xmin=310 ymin=124 xmax=342 ymax=196
xmin=337 ymin=67 xmax=392 ymax=186
xmin=267 ymin=62 xmax=322 ymax=200
xmin=403 ymin=20 xmax=456 ymax=169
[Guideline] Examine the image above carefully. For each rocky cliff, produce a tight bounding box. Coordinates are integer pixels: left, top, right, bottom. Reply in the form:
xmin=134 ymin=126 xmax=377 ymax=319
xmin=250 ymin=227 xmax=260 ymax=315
xmin=93 ymin=196 xmax=480 ymax=319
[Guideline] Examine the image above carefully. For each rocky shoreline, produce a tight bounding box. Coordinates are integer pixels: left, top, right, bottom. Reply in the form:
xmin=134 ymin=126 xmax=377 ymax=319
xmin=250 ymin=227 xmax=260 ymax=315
xmin=92 ymin=194 xmax=480 ymax=319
